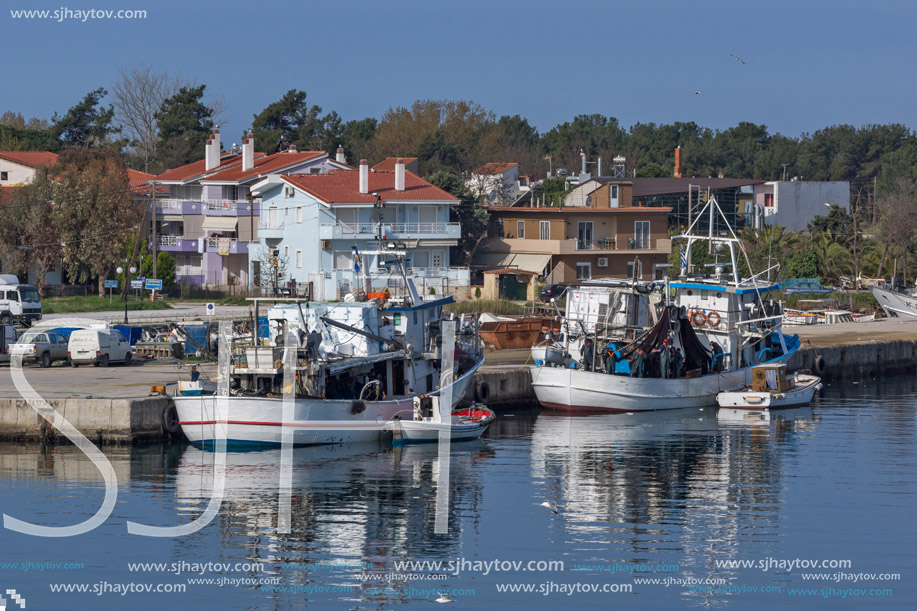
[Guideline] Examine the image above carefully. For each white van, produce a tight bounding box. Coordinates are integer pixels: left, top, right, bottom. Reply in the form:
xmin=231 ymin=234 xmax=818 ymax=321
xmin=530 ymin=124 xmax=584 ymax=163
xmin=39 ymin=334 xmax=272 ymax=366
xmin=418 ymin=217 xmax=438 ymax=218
xmin=0 ymin=275 xmax=42 ymax=326
xmin=68 ymin=329 xmax=132 ymax=367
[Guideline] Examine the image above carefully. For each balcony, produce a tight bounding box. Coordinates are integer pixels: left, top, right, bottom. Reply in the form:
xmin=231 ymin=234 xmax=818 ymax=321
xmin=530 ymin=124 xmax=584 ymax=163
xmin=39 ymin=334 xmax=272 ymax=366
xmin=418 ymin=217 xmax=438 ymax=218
xmin=155 ymin=199 xmax=259 ymax=216
xmin=205 ymin=237 xmax=248 ymax=255
xmin=480 ymin=237 xmax=672 ymax=256
xmin=152 ymin=235 xmax=202 ymax=252
xmin=319 ymin=222 xmax=461 ymax=241
xmin=258 ymin=222 xmax=285 ymax=240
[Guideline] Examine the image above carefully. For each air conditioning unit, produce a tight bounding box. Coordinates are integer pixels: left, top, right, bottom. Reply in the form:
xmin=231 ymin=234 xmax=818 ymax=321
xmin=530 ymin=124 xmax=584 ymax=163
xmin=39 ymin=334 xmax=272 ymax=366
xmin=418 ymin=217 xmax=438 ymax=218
xmin=597 ymin=257 xmax=608 ymax=268
xmin=284 ymin=186 xmax=294 ymax=198
xmin=320 ymin=240 xmax=331 ymax=250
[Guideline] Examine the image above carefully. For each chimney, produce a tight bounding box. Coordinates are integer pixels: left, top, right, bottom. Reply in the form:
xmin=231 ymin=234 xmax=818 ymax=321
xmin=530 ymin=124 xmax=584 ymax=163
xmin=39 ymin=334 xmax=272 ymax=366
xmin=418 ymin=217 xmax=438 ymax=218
xmin=336 ymin=145 xmax=346 ymax=164
xmin=205 ymin=128 xmax=221 ymax=171
xmin=287 ymin=144 xmax=297 ymax=153
xmin=674 ymin=146 xmax=683 ymax=178
xmin=242 ymin=131 xmax=254 ymax=172
xmin=395 ymin=157 xmax=405 ymax=191
xmin=359 ymin=159 xmax=369 ymax=194
xmin=597 ymin=156 xmax=603 ymax=178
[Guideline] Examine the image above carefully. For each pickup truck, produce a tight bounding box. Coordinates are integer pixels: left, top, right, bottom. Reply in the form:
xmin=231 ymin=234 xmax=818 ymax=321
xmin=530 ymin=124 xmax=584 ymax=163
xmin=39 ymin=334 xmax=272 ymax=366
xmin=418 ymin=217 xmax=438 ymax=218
xmin=9 ymin=331 xmax=70 ymax=367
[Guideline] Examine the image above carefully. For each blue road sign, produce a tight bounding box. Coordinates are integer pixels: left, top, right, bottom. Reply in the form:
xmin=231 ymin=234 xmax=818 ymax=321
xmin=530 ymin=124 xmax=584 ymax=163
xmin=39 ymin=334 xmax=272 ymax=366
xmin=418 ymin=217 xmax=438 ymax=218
xmin=103 ymin=280 xmax=118 ymax=289
xmin=145 ymin=279 xmax=163 ymax=290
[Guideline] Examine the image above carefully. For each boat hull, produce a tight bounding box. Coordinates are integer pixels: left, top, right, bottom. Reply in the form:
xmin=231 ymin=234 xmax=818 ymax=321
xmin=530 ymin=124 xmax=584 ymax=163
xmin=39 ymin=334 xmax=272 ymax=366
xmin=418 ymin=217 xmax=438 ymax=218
xmin=394 ymin=420 xmax=492 ymax=444
xmin=716 ymin=375 xmax=822 ymax=410
xmin=871 ymin=286 xmax=917 ymax=318
xmin=175 ymin=358 xmax=482 ymax=447
xmin=530 ymin=356 xmax=793 ymax=413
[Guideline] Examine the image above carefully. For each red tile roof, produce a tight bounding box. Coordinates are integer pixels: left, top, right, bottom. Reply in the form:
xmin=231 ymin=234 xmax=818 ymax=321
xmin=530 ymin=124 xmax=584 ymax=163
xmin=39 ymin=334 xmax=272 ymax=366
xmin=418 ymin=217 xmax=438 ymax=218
xmin=282 ymin=170 xmax=458 ymax=203
xmin=473 ymin=162 xmax=518 ymax=175
xmin=154 ymin=151 xmax=267 ymax=183
xmin=127 ymin=169 xmax=168 ymax=197
xmin=201 ymin=150 xmax=327 ymax=183
xmin=372 ymin=157 xmax=418 ymax=171
xmin=0 ymin=151 xmax=59 ymax=168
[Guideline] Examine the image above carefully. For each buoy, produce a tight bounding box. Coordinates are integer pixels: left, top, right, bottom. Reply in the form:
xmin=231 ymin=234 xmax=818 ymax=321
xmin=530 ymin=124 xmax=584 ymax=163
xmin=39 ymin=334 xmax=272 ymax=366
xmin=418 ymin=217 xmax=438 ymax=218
xmin=692 ymin=310 xmax=707 ymax=326
xmin=706 ymin=311 xmax=721 ymax=327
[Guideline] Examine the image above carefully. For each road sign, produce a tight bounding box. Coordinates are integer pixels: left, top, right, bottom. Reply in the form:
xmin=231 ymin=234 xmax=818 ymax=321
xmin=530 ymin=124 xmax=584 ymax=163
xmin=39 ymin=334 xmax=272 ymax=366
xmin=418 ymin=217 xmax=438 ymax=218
xmin=103 ymin=279 xmax=118 ymax=289
xmin=130 ymin=280 xmax=143 ymax=289
xmin=206 ymin=303 xmax=215 ymax=316
xmin=145 ymin=279 xmax=163 ymax=290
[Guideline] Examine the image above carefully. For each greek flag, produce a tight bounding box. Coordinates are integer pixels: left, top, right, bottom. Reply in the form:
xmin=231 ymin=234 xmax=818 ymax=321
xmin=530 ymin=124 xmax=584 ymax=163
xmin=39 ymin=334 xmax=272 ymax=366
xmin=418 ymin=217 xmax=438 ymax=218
xmin=353 ymin=246 xmax=361 ymax=273
xmin=680 ymin=247 xmax=687 ymax=269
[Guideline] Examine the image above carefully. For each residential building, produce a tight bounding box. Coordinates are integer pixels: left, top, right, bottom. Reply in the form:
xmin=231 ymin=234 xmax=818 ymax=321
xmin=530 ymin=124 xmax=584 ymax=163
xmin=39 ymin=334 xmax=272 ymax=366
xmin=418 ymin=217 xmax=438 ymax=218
xmin=152 ymin=129 xmax=347 ymax=288
xmin=373 ymin=157 xmax=419 ymax=173
xmin=251 ymin=158 xmax=466 ymax=300
xmin=0 ymin=151 xmax=58 ymax=185
xmin=467 ymin=162 xmax=522 ymax=204
xmin=475 ymin=198 xmax=672 ymax=282
xmin=753 ymin=180 xmax=850 ymax=231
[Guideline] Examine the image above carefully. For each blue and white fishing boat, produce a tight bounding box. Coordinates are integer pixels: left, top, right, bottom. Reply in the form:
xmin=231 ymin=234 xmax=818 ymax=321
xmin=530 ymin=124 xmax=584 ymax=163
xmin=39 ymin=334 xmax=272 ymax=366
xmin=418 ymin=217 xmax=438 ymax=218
xmin=530 ymin=197 xmax=800 ymax=413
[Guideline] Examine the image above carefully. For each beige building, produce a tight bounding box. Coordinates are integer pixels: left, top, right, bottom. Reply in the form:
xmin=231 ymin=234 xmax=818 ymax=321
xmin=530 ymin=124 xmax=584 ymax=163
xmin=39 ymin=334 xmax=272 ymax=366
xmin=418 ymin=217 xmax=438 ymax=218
xmin=476 ymin=199 xmax=671 ymax=283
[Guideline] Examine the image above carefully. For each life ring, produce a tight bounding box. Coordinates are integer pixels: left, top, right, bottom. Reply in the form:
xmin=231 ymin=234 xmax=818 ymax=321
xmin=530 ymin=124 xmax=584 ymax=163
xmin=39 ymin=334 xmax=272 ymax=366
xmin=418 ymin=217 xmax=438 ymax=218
xmin=692 ymin=310 xmax=707 ymax=326
xmin=476 ymin=381 xmax=490 ymax=402
xmin=813 ymin=354 xmax=826 ymax=376
xmin=161 ymin=404 xmax=180 ymax=435
xmin=706 ymin=311 xmax=721 ymax=327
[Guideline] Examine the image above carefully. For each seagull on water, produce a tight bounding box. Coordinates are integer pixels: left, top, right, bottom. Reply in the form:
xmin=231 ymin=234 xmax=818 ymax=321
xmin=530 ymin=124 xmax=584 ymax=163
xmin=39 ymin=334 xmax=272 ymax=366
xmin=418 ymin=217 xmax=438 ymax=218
xmin=731 ymin=53 xmax=746 ymax=64
xmin=435 ymin=592 xmax=454 ymax=604
xmin=540 ymin=500 xmax=559 ymax=514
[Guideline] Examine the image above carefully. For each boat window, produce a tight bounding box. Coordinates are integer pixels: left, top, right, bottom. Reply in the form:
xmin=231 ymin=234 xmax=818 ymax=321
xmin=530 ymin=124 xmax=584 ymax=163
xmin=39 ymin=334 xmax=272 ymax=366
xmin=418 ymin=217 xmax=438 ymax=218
xmin=686 ymin=290 xmax=693 ymax=296
xmin=393 ymin=313 xmax=401 ymax=326
xmin=413 ymin=312 xmax=417 ymax=325
xmin=701 ymin=290 xmax=708 ymax=300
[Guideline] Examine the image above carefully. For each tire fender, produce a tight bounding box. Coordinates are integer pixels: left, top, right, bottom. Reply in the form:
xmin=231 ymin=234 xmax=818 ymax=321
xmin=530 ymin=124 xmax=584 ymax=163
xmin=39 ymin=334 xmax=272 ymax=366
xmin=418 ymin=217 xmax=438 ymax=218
xmin=813 ymin=354 xmax=826 ymax=376
xmin=161 ymin=403 xmax=180 ymax=435
xmin=476 ymin=381 xmax=490 ymax=402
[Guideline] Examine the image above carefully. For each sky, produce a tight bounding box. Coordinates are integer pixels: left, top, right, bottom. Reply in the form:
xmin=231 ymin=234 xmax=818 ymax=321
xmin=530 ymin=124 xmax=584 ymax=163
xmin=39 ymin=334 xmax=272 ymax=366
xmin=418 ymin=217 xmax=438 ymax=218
xmin=4 ymin=0 xmax=917 ymax=147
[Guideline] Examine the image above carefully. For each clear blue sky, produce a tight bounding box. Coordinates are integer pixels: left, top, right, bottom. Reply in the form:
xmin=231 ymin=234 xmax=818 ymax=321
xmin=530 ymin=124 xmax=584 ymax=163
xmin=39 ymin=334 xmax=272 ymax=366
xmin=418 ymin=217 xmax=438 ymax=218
xmin=4 ymin=0 xmax=917 ymax=145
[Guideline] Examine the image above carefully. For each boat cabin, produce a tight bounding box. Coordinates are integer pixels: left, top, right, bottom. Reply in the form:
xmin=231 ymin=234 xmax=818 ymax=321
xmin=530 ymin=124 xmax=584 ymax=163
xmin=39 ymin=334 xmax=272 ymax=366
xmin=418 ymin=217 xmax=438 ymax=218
xmin=751 ymin=363 xmax=795 ymax=393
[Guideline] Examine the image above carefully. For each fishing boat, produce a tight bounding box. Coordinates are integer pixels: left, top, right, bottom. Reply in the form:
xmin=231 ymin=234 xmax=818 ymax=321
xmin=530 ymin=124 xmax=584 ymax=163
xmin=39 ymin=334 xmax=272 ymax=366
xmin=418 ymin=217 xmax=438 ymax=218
xmin=386 ymin=398 xmax=495 ymax=445
xmin=530 ymin=196 xmax=800 ymax=413
xmin=871 ymin=285 xmax=917 ymax=318
xmin=177 ymin=379 xmax=217 ymax=396
xmin=716 ymin=363 xmax=821 ymax=411
xmin=174 ymin=257 xmax=484 ymax=447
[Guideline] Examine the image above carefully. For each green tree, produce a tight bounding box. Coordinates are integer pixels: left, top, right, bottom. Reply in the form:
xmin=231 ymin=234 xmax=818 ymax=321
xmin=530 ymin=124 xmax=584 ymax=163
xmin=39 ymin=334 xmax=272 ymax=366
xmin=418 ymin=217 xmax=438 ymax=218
xmin=0 ymin=168 xmax=61 ymax=294
xmin=154 ymin=85 xmax=215 ymax=171
xmin=338 ymin=117 xmax=377 ymax=163
xmin=251 ymin=89 xmax=325 ymax=153
xmin=51 ymin=148 xmax=140 ymax=296
xmin=785 ymin=250 xmax=818 ymax=278
xmin=52 ymin=88 xmax=119 ymax=148
xmin=636 ymin=162 xmax=669 ymax=178
xmin=427 ymin=171 xmax=489 ymax=265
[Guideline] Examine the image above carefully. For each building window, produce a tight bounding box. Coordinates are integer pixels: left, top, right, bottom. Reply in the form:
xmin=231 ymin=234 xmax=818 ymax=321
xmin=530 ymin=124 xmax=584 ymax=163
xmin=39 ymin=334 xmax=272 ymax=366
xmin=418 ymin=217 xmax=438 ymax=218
xmin=634 ymin=221 xmax=650 ymax=249
xmin=296 ymin=250 xmax=302 ymax=268
xmin=227 ymin=185 xmax=239 ymax=201
xmin=284 ymin=246 xmax=289 ymax=258
xmin=517 ymin=221 xmax=525 ymax=239
xmin=576 ymin=262 xmax=591 ymax=280
xmin=296 ymin=206 xmax=302 ymax=223
xmin=764 ymin=193 xmax=775 ymax=207
xmin=431 ymin=251 xmax=443 ymax=268
xmin=627 ymin=260 xmax=643 ymax=279
xmin=309 ymin=167 xmax=321 ymax=174
xmin=0 ymin=172 xmax=7 ymax=181
xmin=610 ymin=184 xmax=619 ymax=207
xmin=539 ymin=221 xmax=550 ymax=240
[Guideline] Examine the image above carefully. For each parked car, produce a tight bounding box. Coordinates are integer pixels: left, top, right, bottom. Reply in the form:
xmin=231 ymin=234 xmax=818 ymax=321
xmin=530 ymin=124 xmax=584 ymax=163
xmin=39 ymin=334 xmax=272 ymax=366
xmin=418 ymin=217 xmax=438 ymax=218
xmin=68 ymin=329 xmax=132 ymax=367
xmin=784 ymin=280 xmax=834 ymax=295
xmin=539 ymin=284 xmax=567 ymax=303
xmin=0 ymin=324 xmax=18 ymax=363
xmin=9 ymin=331 xmax=70 ymax=368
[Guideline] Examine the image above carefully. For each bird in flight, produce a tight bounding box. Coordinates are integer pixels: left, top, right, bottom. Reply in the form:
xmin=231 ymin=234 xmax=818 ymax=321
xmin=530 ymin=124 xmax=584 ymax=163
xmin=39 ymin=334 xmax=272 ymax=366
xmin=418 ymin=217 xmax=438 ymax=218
xmin=731 ymin=53 xmax=746 ymax=64
xmin=694 ymin=91 xmax=702 ymax=95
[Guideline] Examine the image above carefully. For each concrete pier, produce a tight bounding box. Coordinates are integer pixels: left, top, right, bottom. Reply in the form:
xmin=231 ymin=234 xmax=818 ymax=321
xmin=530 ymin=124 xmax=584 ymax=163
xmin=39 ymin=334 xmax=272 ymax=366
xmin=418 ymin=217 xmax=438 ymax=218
xmin=0 ymin=318 xmax=914 ymax=444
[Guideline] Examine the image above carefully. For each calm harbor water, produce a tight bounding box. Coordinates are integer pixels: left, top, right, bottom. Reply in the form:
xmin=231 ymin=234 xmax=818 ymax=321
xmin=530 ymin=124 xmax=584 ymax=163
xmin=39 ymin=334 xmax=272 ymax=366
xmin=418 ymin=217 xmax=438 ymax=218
xmin=0 ymin=374 xmax=914 ymax=610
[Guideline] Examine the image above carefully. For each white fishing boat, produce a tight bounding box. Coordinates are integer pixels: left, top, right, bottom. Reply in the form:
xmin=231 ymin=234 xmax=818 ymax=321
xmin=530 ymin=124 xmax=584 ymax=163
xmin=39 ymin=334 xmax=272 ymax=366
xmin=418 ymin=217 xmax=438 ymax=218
xmin=530 ymin=196 xmax=800 ymax=413
xmin=175 ymin=257 xmax=484 ymax=448
xmin=386 ymin=399 xmax=495 ymax=445
xmin=716 ymin=363 xmax=821 ymax=411
xmin=871 ymin=285 xmax=917 ymax=318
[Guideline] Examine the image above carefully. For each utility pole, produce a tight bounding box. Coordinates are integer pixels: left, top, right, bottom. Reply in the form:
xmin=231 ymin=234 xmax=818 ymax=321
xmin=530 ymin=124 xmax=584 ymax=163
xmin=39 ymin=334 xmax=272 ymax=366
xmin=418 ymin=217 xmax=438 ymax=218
xmin=151 ymin=181 xmax=158 ymax=284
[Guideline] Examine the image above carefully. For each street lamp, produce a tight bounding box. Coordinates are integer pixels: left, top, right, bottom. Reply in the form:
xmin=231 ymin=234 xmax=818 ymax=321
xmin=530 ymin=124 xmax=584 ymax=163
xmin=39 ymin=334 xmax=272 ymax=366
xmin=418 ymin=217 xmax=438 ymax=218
xmin=123 ymin=265 xmax=137 ymax=324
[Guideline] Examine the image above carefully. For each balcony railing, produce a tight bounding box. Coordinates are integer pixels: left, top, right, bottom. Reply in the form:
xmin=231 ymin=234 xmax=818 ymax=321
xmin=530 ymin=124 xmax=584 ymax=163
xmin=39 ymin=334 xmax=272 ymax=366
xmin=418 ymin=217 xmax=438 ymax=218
xmin=158 ymin=235 xmax=179 ymax=246
xmin=573 ymin=239 xmax=594 ymax=251
xmin=319 ymin=222 xmax=461 ymax=239
xmin=207 ymin=237 xmax=237 ymax=248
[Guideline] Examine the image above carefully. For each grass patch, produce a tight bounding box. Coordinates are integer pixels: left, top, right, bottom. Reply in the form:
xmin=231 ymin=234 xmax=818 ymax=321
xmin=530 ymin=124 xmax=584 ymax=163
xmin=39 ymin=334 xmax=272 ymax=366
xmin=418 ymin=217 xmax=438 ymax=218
xmin=42 ymin=296 xmax=174 ymax=314
xmin=445 ymin=299 xmax=525 ymax=316
xmin=176 ymin=296 xmax=251 ymax=306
